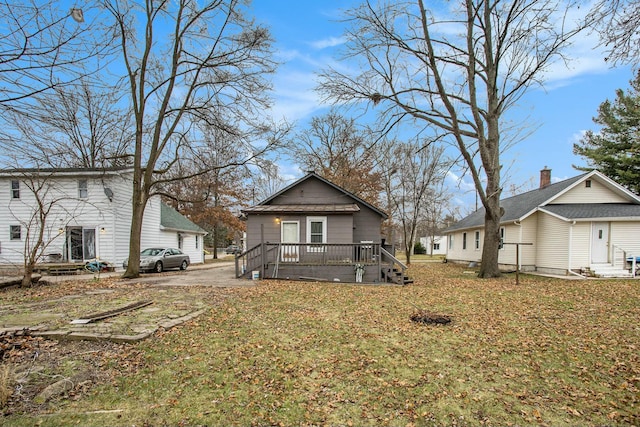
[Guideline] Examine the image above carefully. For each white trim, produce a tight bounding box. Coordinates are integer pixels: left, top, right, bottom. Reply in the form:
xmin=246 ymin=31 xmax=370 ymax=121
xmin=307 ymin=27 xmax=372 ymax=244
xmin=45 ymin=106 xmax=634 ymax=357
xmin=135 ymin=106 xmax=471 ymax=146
xmin=306 ymin=216 xmax=327 ymax=252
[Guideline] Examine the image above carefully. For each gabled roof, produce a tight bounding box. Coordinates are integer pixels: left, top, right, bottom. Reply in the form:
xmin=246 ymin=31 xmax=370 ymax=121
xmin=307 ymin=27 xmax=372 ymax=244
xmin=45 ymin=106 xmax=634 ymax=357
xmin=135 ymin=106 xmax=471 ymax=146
xmin=444 ymin=170 xmax=640 ymax=233
xmin=243 ymin=171 xmax=388 ymax=219
xmin=160 ymin=203 xmax=207 ymax=235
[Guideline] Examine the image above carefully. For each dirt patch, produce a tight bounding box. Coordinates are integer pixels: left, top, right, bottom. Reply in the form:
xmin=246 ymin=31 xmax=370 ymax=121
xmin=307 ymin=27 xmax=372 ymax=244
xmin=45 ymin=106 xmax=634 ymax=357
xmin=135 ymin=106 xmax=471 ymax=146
xmin=0 ymin=274 xmax=238 ymax=416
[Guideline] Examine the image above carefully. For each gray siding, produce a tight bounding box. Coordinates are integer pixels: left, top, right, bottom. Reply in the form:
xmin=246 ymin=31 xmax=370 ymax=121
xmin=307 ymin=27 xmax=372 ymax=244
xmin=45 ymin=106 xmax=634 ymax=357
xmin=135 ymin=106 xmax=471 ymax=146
xmin=247 ymin=175 xmax=384 ymax=247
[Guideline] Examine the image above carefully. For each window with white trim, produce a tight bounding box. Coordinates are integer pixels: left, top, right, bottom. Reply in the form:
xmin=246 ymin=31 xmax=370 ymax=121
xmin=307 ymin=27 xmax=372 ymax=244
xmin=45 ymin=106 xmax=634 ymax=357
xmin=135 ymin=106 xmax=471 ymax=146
xmin=462 ymin=232 xmax=467 ymax=250
xmin=306 ymin=216 xmax=327 ymax=252
xmin=499 ymin=227 xmax=505 ymax=249
xmin=11 ymin=180 xmax=19 ymax=199
xmin=449 ymin=235 xmax=454 ymax=250
xmin=78 ymin=180 xmax=88 ymax=199
xmin=10 ymin=225 xmax=21 ymax=240
xmin=475 ymin=231 xmax=480 ymax=250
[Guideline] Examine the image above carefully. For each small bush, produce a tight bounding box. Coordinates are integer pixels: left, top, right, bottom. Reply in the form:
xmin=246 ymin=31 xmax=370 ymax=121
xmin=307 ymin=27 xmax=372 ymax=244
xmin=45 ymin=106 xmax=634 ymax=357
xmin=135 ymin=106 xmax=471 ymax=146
xmin=414 ymin=241 xmax=427 ymax=255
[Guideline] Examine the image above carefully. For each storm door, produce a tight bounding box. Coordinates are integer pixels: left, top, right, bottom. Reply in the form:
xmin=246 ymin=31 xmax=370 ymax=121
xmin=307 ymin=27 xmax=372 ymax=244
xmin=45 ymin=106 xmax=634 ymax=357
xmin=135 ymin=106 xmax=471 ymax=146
xmin=280 ymin=221 xmax=299 ymax=262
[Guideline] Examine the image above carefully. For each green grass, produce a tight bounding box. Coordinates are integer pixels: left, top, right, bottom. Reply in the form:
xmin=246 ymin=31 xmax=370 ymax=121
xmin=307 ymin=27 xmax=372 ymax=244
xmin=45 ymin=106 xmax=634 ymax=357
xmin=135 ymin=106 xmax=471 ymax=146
xmin=6 ymin=263 xmax=639 ymax=426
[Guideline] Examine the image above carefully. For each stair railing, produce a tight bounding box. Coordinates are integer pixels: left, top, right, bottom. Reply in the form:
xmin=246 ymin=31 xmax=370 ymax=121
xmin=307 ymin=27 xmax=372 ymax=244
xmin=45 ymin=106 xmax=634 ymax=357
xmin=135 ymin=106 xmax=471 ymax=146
xmin=380 ymin=246 xmax=408 ymax=282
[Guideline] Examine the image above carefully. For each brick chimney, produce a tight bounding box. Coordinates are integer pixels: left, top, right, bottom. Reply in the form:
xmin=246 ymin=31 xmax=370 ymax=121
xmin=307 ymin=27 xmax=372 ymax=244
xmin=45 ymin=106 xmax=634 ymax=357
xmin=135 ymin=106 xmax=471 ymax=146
xmin=540 ymin=166 xmax=551 ymax=189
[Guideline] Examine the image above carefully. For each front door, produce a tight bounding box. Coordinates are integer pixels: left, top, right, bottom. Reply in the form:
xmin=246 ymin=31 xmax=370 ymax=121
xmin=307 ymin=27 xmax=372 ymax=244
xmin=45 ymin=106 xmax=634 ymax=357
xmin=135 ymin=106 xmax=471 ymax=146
xmin=281 ymin=221 xmax=299 ymax=262
xmin=591 ymin=222 xmax=610 ymax=263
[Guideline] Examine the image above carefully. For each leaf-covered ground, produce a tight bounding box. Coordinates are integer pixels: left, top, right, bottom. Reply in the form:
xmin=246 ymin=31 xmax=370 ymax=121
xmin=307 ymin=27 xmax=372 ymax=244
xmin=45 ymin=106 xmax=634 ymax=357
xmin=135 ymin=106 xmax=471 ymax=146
xmin=3 ymin=263 xmax=639 ymax=426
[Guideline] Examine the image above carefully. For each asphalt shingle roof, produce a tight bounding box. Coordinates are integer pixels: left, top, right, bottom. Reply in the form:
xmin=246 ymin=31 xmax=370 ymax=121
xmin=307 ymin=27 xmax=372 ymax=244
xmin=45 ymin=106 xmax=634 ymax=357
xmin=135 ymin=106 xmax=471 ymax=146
xmin=445 ymin=174 xmax=586 ymax=232
xmin=160 ymin=203 xmax=207 ymax=234
xmin=540 ymin=203 xmax=640 ymax=219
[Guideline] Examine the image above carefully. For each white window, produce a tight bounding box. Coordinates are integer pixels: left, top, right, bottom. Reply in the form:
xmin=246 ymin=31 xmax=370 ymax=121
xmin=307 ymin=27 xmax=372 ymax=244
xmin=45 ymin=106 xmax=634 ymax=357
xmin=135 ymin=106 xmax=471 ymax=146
xmin=306 ymin=216 xmax=327 ymax=252
xmin=462 ymin=232 xmax=467 ymax=250
xmin=78 ymin=180 xmax=88 ymax=198
xmin=449 ymin=235 xmax=454 ymax=250
xmin=499 ymin=227 xmax=505 ymax=250
xmin=195 ymin=235 xmax=199 ymax=249
xmin=10 ymin=225 xmax=21 ymax=240
xmin=11 ymin=180 xmax=19 ymax=199
xmin=475 ymin=231 xmax=480 ymax=250
xmin=433 ymin=243 xmax=440 ymax=251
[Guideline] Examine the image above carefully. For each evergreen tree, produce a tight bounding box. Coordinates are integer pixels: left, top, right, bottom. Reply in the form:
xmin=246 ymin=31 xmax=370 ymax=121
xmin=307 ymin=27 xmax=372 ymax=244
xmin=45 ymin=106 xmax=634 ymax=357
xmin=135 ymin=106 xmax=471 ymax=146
xmin=573 ymin=72 xmax=640 ymax=194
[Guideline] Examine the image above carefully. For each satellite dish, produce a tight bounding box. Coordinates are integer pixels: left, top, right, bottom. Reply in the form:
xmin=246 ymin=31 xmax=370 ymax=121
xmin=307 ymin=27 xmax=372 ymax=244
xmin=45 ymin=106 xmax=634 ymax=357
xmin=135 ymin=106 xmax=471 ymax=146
xmin=104 ymin=187 xmax=114 ymax=202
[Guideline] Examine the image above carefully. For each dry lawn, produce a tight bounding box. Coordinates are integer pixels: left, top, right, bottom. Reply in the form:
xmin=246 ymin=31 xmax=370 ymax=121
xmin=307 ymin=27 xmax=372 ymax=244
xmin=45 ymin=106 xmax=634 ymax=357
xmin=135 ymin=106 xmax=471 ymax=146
xmin=2 ymin=263 xmax=639 ymax=426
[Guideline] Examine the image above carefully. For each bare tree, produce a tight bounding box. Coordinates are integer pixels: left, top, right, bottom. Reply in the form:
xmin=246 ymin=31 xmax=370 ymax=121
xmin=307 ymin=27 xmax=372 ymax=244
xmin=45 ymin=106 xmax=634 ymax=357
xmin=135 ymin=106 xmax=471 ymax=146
xmin=318 ymin=0 xmax=593 ymax=277
xmin=161 ymin=124 xmax=256 ymax=259
xmin=290 ymin=110 xmax=383 ymax=206
xmin=385 ymin=141 xmax=450 ymax=264
xmin=250 ymin=160 xmax=289 ymax=204
xmin=104 ymin=0 xmax=283 ymax=278
xmin=0 ymin=0 xmax=115 ymax=105
xmin=0 ymin=79 xmax=132 ymax=168
xmin=5 ymin=173 xmax=76 ymax=287
xmin=591 ymin=0 xmax=640 ymax=66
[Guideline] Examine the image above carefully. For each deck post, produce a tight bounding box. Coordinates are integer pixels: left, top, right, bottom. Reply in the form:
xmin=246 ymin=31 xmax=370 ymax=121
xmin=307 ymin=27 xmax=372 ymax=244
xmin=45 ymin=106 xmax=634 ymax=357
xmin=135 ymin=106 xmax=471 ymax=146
xmin=260 ymin=224 xmax=265 ymax=279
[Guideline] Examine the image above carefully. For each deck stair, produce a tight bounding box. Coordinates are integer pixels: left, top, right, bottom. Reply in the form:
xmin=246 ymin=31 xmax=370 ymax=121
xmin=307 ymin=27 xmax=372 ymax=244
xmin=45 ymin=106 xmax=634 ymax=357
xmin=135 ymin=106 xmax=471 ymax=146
xmin=382 ymin=266 xmax=413 ymax=285
xmin=590 ymin=264 xmax=633 ymax=278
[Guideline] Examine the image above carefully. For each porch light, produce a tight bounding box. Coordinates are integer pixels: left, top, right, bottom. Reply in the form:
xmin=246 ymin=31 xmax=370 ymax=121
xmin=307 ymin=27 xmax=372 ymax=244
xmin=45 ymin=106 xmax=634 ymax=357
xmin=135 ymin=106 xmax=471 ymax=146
xmin=275 ymin=217 xmax=280 ymax=224
xmin=100 ymin=227 xmax=106 ymax=234
xmin=58 ymin=228 xmax=64 ymax=234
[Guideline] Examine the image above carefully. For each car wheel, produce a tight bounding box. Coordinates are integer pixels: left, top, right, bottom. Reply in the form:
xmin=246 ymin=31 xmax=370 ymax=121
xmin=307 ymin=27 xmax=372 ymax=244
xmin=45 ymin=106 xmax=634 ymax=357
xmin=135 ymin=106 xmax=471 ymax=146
xmin=154 ymin=261 xmax=163 ymax=273
xmin=180 ymin=260 xmax=188 ymax=270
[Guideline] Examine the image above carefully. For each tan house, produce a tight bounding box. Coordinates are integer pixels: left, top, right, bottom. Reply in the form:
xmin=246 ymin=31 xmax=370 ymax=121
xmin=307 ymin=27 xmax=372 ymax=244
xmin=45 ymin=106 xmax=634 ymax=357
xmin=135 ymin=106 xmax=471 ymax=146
xmin=444 ymin=168 xmax=640 ymax=277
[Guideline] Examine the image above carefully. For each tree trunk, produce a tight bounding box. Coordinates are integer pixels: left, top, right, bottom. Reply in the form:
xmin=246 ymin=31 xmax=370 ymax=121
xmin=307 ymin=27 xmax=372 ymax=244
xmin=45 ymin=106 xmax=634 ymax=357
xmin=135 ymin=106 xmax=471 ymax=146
xmin=478 ymin=113 xmax=503 ymax=278
xmin=21 ymin=264 xmax=34 ymax=287
xmin=123 ymin=183 xmax=146 ymax=278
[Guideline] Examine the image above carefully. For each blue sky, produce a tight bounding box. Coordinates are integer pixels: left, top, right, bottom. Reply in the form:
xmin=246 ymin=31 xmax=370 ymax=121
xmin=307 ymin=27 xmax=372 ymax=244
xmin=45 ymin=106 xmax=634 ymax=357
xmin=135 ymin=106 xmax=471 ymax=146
xmin=251 ymin=1 xmax=635 ymax=212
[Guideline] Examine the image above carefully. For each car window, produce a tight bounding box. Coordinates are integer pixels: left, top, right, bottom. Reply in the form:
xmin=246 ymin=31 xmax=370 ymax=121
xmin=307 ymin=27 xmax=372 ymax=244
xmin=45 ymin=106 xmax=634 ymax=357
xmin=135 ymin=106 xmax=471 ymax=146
xmin=141 ymin=248 xmax=162 ymax=256
xmin=173 ymin=249 xmax=183 ymax=255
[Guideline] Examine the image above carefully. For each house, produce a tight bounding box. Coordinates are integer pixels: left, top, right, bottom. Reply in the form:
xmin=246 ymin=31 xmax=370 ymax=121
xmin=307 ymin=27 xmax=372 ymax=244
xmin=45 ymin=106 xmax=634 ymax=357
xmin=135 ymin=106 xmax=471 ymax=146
xmin=444 ymin=168 xmax=640 ymax=277
xmin=0 ymin=167 xmax=206 ymax=269
xmin=419 ymin=235 xmax=447 ymax=256
xmin=238 ymin=171 xmax=410 ymax=284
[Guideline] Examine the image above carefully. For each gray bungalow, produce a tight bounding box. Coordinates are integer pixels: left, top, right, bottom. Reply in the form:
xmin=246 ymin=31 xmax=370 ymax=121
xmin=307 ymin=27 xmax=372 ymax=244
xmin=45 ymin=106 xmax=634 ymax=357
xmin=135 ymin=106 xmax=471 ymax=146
xmin=237 ymin=172 xmax=410 ymax=284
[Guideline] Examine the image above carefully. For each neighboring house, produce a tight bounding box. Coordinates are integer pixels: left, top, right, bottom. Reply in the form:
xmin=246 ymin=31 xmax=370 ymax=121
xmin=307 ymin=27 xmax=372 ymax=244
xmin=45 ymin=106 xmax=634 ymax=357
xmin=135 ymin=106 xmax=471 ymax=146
xmin=444 ymin=168 xmax=640 ymax=277
xmin=419 ymin=235 xmax=447 ymax=256
xmin=238 ymin=171 xmax=410 ymax=284
xmin=0 ymin=167 xmax=206 ymax=268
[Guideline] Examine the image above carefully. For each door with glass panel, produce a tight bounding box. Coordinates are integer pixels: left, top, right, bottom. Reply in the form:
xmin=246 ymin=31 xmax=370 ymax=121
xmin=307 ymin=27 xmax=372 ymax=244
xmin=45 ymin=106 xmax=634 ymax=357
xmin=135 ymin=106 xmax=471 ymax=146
xmin=280 ymin=221 xmax=299 ymax=262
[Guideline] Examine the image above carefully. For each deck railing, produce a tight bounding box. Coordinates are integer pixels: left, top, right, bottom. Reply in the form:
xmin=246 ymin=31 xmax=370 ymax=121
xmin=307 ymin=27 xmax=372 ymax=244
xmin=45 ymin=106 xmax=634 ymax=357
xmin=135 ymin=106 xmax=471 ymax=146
xmin=235 ymin=242 xmax=405 ymax=281
xmin=612 ymin=244 xmax=638 ymax=276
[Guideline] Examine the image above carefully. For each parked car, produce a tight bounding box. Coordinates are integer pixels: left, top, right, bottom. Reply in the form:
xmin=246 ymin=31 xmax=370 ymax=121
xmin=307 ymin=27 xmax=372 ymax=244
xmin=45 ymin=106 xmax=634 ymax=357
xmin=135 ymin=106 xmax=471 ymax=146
xmin=123 ymin=247 xmax=190 ymax=273
xmin=224 ymin=245 xmax=241 ymax=255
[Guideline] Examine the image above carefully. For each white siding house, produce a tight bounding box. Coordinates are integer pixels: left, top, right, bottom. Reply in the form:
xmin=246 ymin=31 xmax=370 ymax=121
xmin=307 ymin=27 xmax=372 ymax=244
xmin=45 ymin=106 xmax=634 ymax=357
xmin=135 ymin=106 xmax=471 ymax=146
xmin=444 ymin=168 xmax=640 ymax=277
xmin=0 ymin=167 xmax=206 ymax=269
xmin=419 ymin=235 xmax=447 ymax=256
